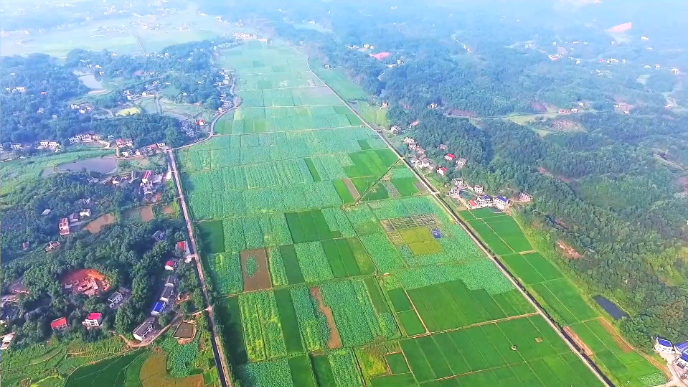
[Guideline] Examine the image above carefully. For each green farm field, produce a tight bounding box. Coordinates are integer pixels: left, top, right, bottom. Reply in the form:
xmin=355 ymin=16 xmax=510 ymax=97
xmin=461 ymin=209 xmax=665 ymax=387
xmin=1 ymin=317 xmax=220 ymax=387
xmin=177 ymin=42 xmax=610 ymax=387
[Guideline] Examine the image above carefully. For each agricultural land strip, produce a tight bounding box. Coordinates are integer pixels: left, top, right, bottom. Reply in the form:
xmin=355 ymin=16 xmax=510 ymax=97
xmin=174 ymin=41 xmax=611 ymax=387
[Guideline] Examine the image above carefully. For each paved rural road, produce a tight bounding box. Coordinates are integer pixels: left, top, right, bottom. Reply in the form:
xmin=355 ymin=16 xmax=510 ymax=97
xmin=306 ymin=56 xmax=613 ymax=387
xmin=166 ymin=149 xmax=232 ymax=387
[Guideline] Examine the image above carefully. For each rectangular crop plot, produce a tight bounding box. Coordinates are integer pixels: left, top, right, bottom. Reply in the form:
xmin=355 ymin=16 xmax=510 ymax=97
xmin=470 ymin=221 xmax=513 ymax=256
xmin=388 ymin=288 xmax=412 ymax=312
xmin=289 ymin=355 xmax=316 ymax=387
xmin=239 ymin=290 xmax=287 ymax=362
xmin=312 ymin=354 xmax=336 ymax=387
xmin=398 ymin=310 xmax=426 ymax=336
xmin=484 ymin=216 xmax=533 ymax=253
xmin=386 ymin=353 xmax=409 ymax=374
xmin=275 ymin=288 xmax=304 ymax=354
xmin=286 ymin=209 xmax=337 ymax=243
xmin=502 ymin=254 xmax=546 ymax=285
xmin=280 ymin=244 xmax=305 ymax=284
xmin=198 ymin=220 xmax=225 ymax=254
xmin=522 ymin=252 xmax=564 ymax=281
xmin=241 ymin=248 xmax=272 ymax=291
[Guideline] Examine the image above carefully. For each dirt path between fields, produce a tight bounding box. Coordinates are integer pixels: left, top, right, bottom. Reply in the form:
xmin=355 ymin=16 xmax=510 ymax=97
xmin=310 ymin=287 xmax=341 ymax=349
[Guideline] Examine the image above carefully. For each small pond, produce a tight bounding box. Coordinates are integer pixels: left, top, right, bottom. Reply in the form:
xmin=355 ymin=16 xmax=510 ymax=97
xmin=593 ymin=295 xmax=628 ymax=320
xmin=55 ymin=157 xmax=117 ymax=174
xmin=74 ymin=71 xmax=104 ymax=90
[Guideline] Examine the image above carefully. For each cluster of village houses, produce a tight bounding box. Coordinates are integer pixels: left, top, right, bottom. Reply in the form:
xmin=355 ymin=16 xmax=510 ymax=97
xmin=0 ymin=235 xmax=192 ymax=349
xmin=132 ymin=238 xmax=191 ymax=342
xmin=654 ymin=337 xmax=688 ymax=377
xmin=400 ymin=136 xmax=534 ymax=210
xmin=402 ymin=137 xmax=467 ymax=177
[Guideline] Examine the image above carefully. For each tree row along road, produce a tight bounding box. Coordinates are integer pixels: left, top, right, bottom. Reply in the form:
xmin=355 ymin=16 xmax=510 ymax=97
xmin=306 ymin=58 xmax=613 ymax=387
xmin=166 ymin=148 xmax=232 ymax=387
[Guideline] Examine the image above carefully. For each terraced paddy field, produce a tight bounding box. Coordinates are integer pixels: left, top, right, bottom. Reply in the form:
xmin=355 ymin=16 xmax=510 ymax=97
xmin=460 ymin=209 xmax=666 ymax=387
xmin=178 ymin=41 xmax=608 ymax=387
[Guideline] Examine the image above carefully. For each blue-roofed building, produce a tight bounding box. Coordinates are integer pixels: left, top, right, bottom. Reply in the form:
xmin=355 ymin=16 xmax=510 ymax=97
xmin=676 ymin=353 xmax=688 ymax=368
xmin=494 ymin=196 xmax=509 ymax=210
xmin=655 ymin=337 xmax=673 ymax=353
xmin=431 ymin=228 xmax=441 ymax=239
xmin=151 ymin=301 xmax=166 ymax=316
xmin=674 ymin=341 xmax=688 ymax=354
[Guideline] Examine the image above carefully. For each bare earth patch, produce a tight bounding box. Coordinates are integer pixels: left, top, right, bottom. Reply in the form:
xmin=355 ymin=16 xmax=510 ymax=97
xmin=598 ymin=318 xmax=633 ymax=353
xmin=140 ymin=205 xmax=155 ymax=222
xmin=343 ymin=178 xmax=361 ymax=200
xmin=310 ymin=287 xmax=341 ymax=349
xmin=564 ymin=326 xmax=593 ymax=356
xmin=557 ymin=240 xmax=581 ymax=259
xmin=83 ymin=213 xmax=116 ymax=234
xmin=162 ymin=205 xmax=174 ymax=215
xmin=240 ymin=248 xmax=272 ymax=291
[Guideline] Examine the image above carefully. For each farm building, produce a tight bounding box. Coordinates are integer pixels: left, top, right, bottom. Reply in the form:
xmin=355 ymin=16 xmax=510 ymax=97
xmin=474 ymin=185 xmax=484 ymax=194
xmin=176 ymin=240 xmax=191 ymax=258
xmin=58 ymin=218 xmax=70 ymax=236
xmin=45 ymin=241 xmax=61 ymax=252
xmin=79 ymin=208 xmax=92 ymax=218
xmin=151 ymin=301 xmax=166 ymax=316
xmin=675 ymin=341 xmax=688 ymax=354
xmin=476 ymin=195 xmax=492 ymax=207
xmin=444 ymin=154 xmax=455 ymax=161
xmin=141 ymin=170 xmax=153 ymax=184
xmin=437 ymin=167 xmax=446 ymax=176
xmin=519 ymin=192 xmax=533 ymax=202
xmin=0 ymin=332 xmax=15 ymax=350
xmin=173 ymin=322 xmax=196 ymax=341
xmin=108 ymin=292 xmax=123 ymax=308
xmin=655 ymin=337 xmax=673 ymax=353
xmin=165 ymin=260 xmax=177 ymax=271
xmin=677 ymin=353 xmax=688 ymax=368
xmin=82 ymin=312 xmax=103 ymax=327
xmin=494 ymin=196 xmax=509 ymax=210
xmin=152 ymin=230 xmax=166 ymax=242
xmin=50 ymin=317 xmax=68 ymax=331
xmin=455 ymin=158 xmax=467 ymax=169
xmin=159 ymin=287 xmax=174 ymax=303
xmin=467 ymin=199 xmax=478 ymax=208
xmin=133 ymin=317 xmax=155 ymax=341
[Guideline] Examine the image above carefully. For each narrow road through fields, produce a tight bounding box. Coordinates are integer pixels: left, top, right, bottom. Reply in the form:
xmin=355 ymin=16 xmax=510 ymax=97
xmin=307 ymin=59 xmax=612 ymax=387
xmin=166 ymin=149 xmax=232 ymax=387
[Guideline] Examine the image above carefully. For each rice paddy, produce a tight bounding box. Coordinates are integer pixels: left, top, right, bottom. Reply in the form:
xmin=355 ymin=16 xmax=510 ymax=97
xmin=461 ymin=209 xmax=665 ymax=387
xmin=178 ymin=42 xmax=615 ymax=387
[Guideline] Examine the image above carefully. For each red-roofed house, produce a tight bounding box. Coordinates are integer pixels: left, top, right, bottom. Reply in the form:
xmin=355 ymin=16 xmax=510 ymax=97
xmin=437 ymin=167 xmax=447 ymax=176
xmin=176 ymin=241 xmax=186 ymax=252
xmin=444 ymin=154 xmax=455 ymax=161
xmin=468 ymin=200 xmax=478 ymax=208
xmin=83 ymin=313 xmax=103 ymax=327
xmin=51 ymin=317 xmax=68 ymax=331
xmin=141 ymin=170 xmax=153 ymax=184
xmin=196 ymin=119 xmax=205 ymax=126
xmin=165 ymin=260 xmax=177 ymax=271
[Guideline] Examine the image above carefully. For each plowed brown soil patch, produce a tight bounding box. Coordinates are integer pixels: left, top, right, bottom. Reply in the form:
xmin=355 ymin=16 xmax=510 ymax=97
xmin=598 ymin=318 xmax=632 ymax=353
xmin=240 ymin=248 xmax=271 ymax=291
xmin=343 ymin=178 xmax=360 ymax=200
xmin=310 ymin=287 xmax=341 ymax=349
xmin=564 ymin=326 xmax=593 ymax=356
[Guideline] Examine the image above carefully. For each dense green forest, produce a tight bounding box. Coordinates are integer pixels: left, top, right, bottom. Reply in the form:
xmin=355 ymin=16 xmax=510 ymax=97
xmin=0 ymin=39 xmax=228 ymax=146
xmin=202 ymin=0 xmax=688 ymax=350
